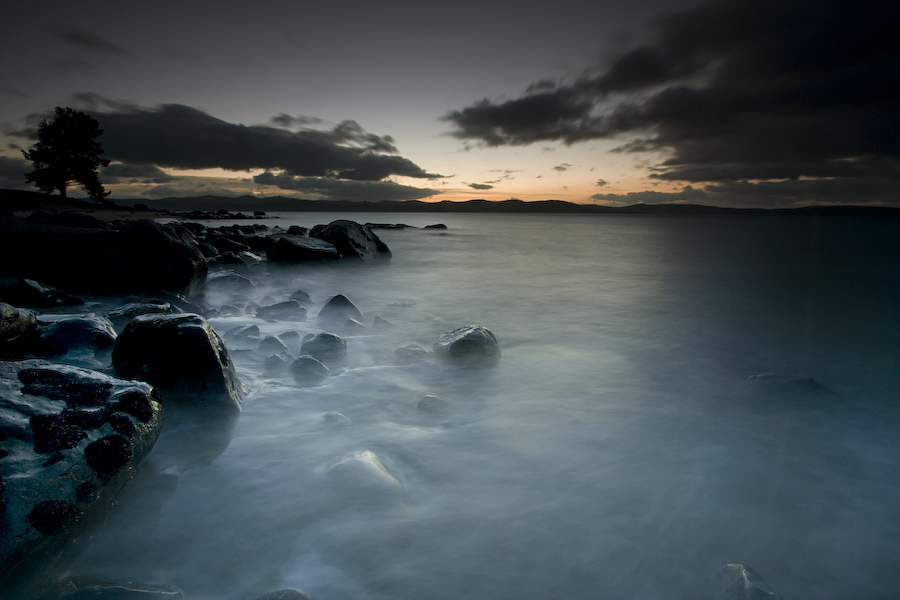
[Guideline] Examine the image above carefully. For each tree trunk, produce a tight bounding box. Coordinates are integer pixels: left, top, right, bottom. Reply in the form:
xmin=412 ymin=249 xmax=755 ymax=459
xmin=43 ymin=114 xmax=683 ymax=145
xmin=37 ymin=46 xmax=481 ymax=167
xmin=59 ymin=184 xmax=67 ymax=200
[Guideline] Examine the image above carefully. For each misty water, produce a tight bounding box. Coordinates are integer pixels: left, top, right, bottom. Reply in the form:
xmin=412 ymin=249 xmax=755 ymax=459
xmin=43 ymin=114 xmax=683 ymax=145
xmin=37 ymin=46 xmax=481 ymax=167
xmin=67 ymin=213 xmax=900 ymax=599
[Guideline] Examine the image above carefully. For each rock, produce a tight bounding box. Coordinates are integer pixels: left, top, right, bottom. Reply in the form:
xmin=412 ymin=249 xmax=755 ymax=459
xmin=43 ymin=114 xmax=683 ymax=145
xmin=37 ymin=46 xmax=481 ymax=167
xmin=264 ymin=351 xmax=293 ymax=374
xmin=26 ymin=211 xmax=114 ymax=230
xmin=256 ymin=300 xmax=307 ymax=321
xmin=418 ymin=394 xmax=451 ymax=413
xmin=289 ymin=290 xmax=312 ymax=304
xmin=110 ymin=220 xmax=209 ymax=295
xmin=300 ymin=333 xmax=347 ymax=364
xmin=373 ymin=315 xmax=395 ymax=330
xmin=0 ymin=278 xmax=83 ymax=308
xmin=286 ymin=225 xmax=308 ymax=236
xmin=0 ymin=303 xmax=37 ymax=354
xmin=206 ymin=270 xmax=254 ymax=291
xmin=345 ymin=318 xmax=366 ymax=331
xmin=198 ymin=242 xmax=219 ymax=258
xmin=308 ymin=220 xmax=391 ymax=261
xmin=289 ymin=355 xmax=330 ymax=386
xmin=51 ymin=575 xmax=183 ymax=600
xmin=395 ymin=344 xmax=430 ymax=364
xmin=207 ymin=235 xmax=250 ymax=254
xmin=112 ymin=314 xmax=243 ymax=412
xmin=433 ymin=325 xmax=500 ymax=366
xmin=32 ymin=315 xmax=117 ymax=362
xmin=0 ymin=361 xmax=163 ymax=593
xmin=317 ymin=294 xmax=363 ymax=324
xmin=107 ymin=302 xmax=182 ymax=332
xmin=259 ymin=335 xmax=289 ymax=354
xmin=424 ymin=223 xmax=448 ymax=229
xmin=227 ymin=324 xmax=260 ymax=343
xmin=266 ymin=235 xmax=340 ymax=263
xmin=713 ymin=564 xmax=782 ymax=600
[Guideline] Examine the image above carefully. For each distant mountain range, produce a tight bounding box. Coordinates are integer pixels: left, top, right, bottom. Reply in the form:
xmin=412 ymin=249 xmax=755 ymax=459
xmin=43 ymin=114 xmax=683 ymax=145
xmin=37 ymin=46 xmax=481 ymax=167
xmin=134 ymin=195 xmax=900 ymax=217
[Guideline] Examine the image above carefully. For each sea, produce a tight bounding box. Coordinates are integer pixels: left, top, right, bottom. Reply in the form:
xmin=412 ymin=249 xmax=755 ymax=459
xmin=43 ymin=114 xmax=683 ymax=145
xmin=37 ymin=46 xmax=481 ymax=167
xmin=64 ymin=212 xmax=900 ymax=600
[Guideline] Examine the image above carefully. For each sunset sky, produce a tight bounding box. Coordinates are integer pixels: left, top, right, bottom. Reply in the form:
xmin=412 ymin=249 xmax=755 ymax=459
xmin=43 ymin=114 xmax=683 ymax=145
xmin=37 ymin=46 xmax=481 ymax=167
xmin=1 ymin=0 xmax=896 ymax=208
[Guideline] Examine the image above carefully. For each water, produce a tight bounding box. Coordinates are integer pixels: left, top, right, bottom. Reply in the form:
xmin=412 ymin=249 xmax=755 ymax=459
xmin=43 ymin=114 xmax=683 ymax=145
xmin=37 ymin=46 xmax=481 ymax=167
xmin=67 ymin=213 xmax=900 ymax=599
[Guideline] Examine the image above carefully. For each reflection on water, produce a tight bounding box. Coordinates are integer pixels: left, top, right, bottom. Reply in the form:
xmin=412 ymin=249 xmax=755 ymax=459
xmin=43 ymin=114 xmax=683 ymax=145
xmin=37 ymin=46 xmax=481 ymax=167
xmin=67 ymin=213 xmax=900 ymax=600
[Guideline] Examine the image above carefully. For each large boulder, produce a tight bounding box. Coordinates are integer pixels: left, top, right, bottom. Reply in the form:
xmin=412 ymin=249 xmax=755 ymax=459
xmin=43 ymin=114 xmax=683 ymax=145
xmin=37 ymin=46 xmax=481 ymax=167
xmin=308 ymin=220 xmax=391 ymax=261
xmin=0 ymin=218 xmax=207 ymax=295
xmin=433 ymin=325 xmax=500 ymax=366
xmin=0 ymin=361 xmax=163 ymax=593
xmin=266 ymin=236 xmax=340 ymax=263
xmin=33 ymin=314 xmax=117 ymax=361
xmin=112 ymin=314 xmax=243 ymax=412
xmin=0 ymin=278 xmax=83 ymax=309
xmin=300 ymin=333 xmax=347 ymax=364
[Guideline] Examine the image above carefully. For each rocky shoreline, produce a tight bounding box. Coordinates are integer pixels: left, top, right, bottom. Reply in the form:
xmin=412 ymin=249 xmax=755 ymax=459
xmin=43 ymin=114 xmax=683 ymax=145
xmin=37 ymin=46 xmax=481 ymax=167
xmin=0 ymin=207 xmax=501 ymax=600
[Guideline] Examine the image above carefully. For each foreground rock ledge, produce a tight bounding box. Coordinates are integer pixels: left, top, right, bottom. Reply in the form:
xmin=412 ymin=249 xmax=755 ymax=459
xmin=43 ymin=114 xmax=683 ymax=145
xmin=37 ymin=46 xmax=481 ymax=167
xmin=0 ymin=361 xmax=164 ymax=592
xmin=112 ymin=314 xmax=244 ymax=412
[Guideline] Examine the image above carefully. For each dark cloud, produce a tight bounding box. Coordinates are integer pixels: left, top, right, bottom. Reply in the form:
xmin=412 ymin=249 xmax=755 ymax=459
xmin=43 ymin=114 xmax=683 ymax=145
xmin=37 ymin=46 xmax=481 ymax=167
xmin=101 ymin=163 xmax=175 ymax=184
xmin=44 ymin=100 xmax=441 ymax=181
xmin=253 ymin=171 xmax=440 ymax=201
xmin=444 ymin=0 xmax=900 ymax=203
xmin=468 ymin=183 xmax=494 ymax=190
xmin=553 ymin=163 xmax=573 ymax=173
xmin=55 ymin=29 xmax=129 ymax=55
xmin=595 ymin=179 xmax=608 ymax=187
xmin=270 ymin=114 xmax=324 ymax=128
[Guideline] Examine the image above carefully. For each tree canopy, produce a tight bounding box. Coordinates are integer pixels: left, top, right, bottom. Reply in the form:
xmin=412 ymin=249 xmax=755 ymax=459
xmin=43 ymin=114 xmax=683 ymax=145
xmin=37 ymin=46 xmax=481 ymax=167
xmin=22 ymin=107 xmax=111 ymax=201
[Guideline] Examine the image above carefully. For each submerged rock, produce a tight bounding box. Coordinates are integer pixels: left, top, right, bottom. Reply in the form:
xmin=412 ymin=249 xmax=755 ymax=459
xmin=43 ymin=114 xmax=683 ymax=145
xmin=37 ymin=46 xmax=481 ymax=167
xmin=112 ymin=314 xmax=243 ymax=412
xmin=433 ymin=325 xmax=500 ymax=366
xmin=0 ymin=361 xmax=163 ymax=593
xmin=256 ymin=300 xmax=307 ymax=321
xmin=713 ymin=564 xmax=782 ymax=600
xmin=308 ymin=220 xmax=391 ymax=262
xmin=289 ymin=355 xmax=330 ymax=386
xmin=745 ymin=373 xmax=838 ymax=399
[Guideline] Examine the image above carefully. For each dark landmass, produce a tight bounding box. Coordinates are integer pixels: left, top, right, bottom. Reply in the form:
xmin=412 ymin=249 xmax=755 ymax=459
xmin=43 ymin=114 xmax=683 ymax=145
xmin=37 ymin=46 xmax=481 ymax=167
xmin=3 ymin=189 xmax=899 ymax=217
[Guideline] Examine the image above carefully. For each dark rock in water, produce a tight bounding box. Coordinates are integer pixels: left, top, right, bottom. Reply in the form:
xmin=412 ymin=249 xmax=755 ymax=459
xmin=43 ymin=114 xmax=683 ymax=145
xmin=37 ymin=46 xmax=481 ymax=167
xmin=433 ymin=325 xmax=500 ymax=366
xmin=365 ymin=223 xmax=414 ymax=230
xmin=34 ymin=314 xmax=117 ymax=359
xmin=317 ymin=294 xmax=363 ymax=324
xmin=198 ymin=242 xmax=219 ymax=258
xmin=0 ymin=303 xmax=37 ymax=353
xmin=256 ymin=300 xmax=307 ymax=321
xmin=286 ymin=225 xmax=308 ymax=236
xmin=112 ymin=313 xmax=244 ymax=412
xmin=300 ymin=333 xmax=347 ymax=364
xmin=250 ymin=589 xmax=309 ymax=600
xmin=395 ymin=344 xmax=430 ymax=364
xmin=290 ymin=290 xmax=312 ymax=304
xmin=345 ymin=318 xmax=366 ymax=331
xmin=289 ymin=355 xmax=330 ymax=386
xmin=266 ymin=235 xmax=340 ymax=263
xmin=208 ymin=235 xmax=250 ymax=254
xmin=279 ymin=330 xmax=301 ymax=345
xmin=227 ymin=324 xmax=260 ymax=344
xmin=112 ymin=220 xmax=209 ymax=295
xmin=309 ymin=220 xmax=391 ymax=261
xmin=713 ymin=564 xmax=782 ymax=600
xmin=26 ymin=210 xmax=114 ymax=230
xmin=264 ymin=351 xmax=293 ymax=374
xmin=51 ymin=575 xmax=184 ymax=600
xmin=259 ymin=335 xmax=289 ymax=354
xmin=0 ymin=360 xmax=163 ymax=593
xmin=745 ymin=373 xmax=838 ymax=398
xmin=0 ymin=278 xmax=84 ymax=308
xmin=107 ymin=302 xmax=182 ymax=332
xmin=208 ymin=251 xmax=245 ymax=267
xmin=206 ymin=270 xmax=254 ymax=290
xmin=424 ymin=223 xmax=448 ymax=229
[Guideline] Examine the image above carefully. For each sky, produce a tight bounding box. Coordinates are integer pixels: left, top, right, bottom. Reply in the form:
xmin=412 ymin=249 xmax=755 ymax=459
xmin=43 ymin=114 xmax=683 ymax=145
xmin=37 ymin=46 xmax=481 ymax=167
xmin=0 ymin=0 xmax=897 ymax=208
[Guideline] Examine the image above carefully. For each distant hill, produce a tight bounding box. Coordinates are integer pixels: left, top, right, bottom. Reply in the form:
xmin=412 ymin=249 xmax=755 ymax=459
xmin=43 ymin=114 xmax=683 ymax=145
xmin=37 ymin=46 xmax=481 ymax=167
xmin=4 ymin=189 xmax=898 ymax=217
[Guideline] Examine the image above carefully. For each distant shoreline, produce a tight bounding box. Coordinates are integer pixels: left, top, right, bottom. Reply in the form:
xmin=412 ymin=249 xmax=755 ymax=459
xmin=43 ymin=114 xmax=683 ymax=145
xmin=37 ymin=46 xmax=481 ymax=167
xmin=2 ymin=189 xmax=898 ymax=218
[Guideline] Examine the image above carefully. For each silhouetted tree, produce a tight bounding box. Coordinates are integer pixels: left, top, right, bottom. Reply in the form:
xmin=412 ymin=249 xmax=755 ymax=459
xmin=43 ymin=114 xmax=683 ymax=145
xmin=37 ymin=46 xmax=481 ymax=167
xmin=22 ymin=107 xmax=111 ymax=201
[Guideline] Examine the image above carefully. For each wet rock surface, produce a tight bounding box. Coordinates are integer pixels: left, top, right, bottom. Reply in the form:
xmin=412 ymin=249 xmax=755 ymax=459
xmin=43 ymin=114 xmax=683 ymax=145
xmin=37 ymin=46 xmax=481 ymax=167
xmin=308 ymin=220 xmax=391 ymax=262
xmin=112 ymin=314 xmax=244 ymax=412
xmin=433 ymin=325 xmax=500 ymax=366
xmin=0 ymin=361 xmax=163 ymax=592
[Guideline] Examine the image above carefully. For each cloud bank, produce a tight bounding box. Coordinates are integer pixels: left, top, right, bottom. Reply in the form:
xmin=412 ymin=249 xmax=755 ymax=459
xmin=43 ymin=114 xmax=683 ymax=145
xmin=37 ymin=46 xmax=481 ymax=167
xmin=444 ymin=0 xmax=900 ymax=205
